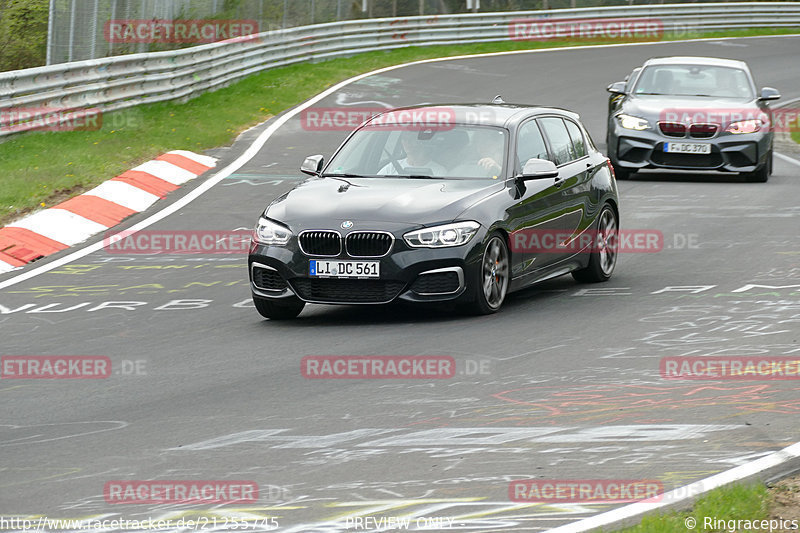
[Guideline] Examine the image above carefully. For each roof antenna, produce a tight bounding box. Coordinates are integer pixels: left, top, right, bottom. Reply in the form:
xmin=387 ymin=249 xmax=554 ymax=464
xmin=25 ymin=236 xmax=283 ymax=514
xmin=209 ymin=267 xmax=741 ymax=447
xmin=492 ymin=95 xmax=505 ymax=104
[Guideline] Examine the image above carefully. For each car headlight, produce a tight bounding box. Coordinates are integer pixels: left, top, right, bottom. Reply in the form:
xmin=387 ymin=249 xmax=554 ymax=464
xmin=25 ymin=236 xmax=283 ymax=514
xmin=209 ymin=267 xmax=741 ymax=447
xmin=617 ymin=114 xmax=649 ymax=131
xmin=253 ymin=217 xmax=292 ymax=245
xmin=403 ymin=221 xmax=481 ymax=248
xmin=726 ymin=119 xmax=762 ymax=134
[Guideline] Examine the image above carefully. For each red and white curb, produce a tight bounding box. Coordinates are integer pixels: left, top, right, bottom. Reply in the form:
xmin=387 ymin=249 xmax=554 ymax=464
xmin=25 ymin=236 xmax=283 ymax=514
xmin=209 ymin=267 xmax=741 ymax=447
xmin=0 ymin=150 xmax=216 ymax=273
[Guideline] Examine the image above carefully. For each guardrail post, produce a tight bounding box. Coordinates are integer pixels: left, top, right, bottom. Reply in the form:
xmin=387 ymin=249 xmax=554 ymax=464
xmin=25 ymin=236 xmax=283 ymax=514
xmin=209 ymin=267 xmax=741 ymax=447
xmin=46 ymin=0 xmax=55 ymax=65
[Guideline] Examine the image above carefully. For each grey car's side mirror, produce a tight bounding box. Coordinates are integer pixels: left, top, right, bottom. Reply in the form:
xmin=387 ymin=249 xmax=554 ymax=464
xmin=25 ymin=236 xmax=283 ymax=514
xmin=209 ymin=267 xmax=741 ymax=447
xmin=607 ymin=81 xmax=627 ymax=94
xmin=759 ymin=87 xmax=781 ymax=101
xmin=300 ymin=154 xmax=325 ymax=176
xmin=521 ymin=158 xmax=559 ymax=180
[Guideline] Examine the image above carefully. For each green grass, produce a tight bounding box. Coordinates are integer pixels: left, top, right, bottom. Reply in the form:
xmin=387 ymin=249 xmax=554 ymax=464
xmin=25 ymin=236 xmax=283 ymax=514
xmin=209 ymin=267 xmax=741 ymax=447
xmin=617 ymin=483 xmax=770 ymax=532
xmin=0 ymin=26 xmax=798 ymax=226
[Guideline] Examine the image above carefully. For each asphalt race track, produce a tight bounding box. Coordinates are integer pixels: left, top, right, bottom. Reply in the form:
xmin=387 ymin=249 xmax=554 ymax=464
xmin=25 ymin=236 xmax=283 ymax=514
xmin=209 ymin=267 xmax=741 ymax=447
xmin=2 ymin=36 xmax=800 ymax=531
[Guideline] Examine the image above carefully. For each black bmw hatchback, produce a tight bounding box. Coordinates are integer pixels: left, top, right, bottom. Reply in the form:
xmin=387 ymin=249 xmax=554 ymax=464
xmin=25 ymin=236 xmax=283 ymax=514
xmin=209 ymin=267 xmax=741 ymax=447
xmin=248 ymin=103 xmax=620 ymax=319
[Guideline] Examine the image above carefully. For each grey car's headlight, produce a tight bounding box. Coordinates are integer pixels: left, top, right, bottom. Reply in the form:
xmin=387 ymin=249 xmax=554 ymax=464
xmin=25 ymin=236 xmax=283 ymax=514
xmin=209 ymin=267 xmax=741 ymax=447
xmin=726 ymin=119 xmax=763 ymax=134
xmin=617 ymin=114 xmax=650 ymax=131
xmin=253 ymin=217 xmax=292 ymax=245
xmin=404 ymin=221 xmax=481 ymax=248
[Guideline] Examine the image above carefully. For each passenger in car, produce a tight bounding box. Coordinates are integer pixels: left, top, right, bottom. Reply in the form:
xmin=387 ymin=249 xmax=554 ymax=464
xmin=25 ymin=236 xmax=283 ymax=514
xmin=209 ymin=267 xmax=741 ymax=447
xmin=451 ymin=129 xmax=504 ymax=178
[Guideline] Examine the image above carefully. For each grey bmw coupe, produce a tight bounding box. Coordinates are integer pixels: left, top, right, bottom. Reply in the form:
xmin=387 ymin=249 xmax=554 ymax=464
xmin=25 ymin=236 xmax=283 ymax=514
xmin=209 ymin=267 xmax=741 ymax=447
xmin=606 ymin=56 xmax=780 ymax=182
xmin=249 ymin=102 xmax=619 ymax=319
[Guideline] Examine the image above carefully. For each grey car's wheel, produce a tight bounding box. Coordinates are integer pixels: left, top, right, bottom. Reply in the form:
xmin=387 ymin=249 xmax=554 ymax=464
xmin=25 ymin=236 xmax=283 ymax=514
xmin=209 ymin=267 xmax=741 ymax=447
xmin=743 ymin=149 xmax=771 ymax=183
xmin=572 ymin=204 xmax=618 ymax=283
xmin=254 ymin=295 xmax=305 ymax=320
xmin=467 ymin=233 xmax=510 ymax=315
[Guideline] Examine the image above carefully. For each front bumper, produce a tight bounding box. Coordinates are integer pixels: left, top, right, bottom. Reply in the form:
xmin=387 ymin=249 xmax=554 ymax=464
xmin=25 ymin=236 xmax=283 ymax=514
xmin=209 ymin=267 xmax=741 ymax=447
xmin=610 ymin=125 xmax=771 ymax=173
xmin=248 ymin=235 xmax=482 ymax=305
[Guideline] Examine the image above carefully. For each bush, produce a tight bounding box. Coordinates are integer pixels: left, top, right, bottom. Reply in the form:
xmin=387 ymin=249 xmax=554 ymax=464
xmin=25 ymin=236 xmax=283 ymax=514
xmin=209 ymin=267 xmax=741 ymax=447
xmin=0 ymin=0 xmax=48 ymax=72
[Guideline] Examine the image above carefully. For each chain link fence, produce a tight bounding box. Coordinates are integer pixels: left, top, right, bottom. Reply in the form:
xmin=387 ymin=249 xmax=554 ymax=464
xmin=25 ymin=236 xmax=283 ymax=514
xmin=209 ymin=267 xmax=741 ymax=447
xmin=46 ymin=0 xmax=778 ymax=65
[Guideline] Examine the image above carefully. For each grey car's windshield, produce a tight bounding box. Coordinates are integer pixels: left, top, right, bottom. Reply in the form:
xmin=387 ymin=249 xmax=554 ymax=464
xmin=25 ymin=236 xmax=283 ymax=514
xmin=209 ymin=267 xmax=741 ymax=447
xmin=326 ymin=124 xmax=508 ymax=180
xmin=633 ymin=64 xmax=755 ymax=98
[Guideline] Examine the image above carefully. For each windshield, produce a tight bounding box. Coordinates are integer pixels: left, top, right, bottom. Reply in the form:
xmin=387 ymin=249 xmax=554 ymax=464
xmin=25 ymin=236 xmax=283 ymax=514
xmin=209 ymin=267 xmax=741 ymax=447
xmin=633 ymin=64 xmax=754 ymax=98
xmin=325 ymin=124 xmax=508 ymax=179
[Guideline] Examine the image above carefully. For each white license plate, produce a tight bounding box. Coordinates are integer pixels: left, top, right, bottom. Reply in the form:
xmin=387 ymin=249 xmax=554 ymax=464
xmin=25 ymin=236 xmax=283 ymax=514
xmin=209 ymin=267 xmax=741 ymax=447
xmin=663 ymin=142 xmax=711 ymax=154
xmin=310 ymin=260 xmax=379 ymax=278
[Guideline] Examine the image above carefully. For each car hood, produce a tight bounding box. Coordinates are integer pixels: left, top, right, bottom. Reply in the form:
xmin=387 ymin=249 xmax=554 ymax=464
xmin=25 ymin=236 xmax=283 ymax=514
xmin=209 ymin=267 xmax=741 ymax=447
xmin=265 ymin=176 xmax=505 ymax=229
xmin=622 ymin=95 xmax=761 ymax=124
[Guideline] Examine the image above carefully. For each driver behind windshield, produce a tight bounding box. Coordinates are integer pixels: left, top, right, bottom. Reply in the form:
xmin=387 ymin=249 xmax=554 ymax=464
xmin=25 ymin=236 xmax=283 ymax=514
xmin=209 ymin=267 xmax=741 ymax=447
xmin=379 ymin=130 xmax=446 ymax=176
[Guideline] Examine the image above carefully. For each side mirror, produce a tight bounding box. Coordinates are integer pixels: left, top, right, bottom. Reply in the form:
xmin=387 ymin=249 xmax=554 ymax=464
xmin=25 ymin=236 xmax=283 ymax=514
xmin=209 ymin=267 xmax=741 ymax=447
xmin=759 ymin=87 xmax=781 ymax=101
xmin=521 ymin=158 xmax=559 ymax=180
xmin=300 ymin=155 xmax=325 ymax=176
xmin=607 ymin=81 xmax=627 ymax=95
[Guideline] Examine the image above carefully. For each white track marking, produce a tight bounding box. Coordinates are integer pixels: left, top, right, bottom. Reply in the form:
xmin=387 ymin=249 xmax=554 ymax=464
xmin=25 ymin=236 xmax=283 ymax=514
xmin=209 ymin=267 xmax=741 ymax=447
xmin=7 ymin=209 xmax=107 ymax=245
xmin=83 ymin=181 xmax=161 ymax=212
xmin=130 ymin=160 xmax=197 ymax=185
xmin=167 ymin=150 xmax=218 ymax=167
xmin=775 ymin=152 xmax=800 ymax=167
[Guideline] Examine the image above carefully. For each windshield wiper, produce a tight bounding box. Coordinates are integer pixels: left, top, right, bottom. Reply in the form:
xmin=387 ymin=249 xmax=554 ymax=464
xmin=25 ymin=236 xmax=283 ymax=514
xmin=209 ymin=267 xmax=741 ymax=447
xmin=403 ymin=174 xmax=439 ymax=179
xmin=324 ymin=173 xmax=373 ymax=178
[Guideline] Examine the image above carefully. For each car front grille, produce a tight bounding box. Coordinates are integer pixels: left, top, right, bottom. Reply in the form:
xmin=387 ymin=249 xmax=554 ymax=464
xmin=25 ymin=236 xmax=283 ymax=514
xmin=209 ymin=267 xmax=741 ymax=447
xmin=298 ymin=231 xmax=341 ymax=256
xmin=658 ymin=122 xmax=719 ymax=139
xmin=689 ymin=124 xmax=717 ymax=138
xmin=345 ymin=232 xmax=393 ymax=257
xmin=252 ymin=265 xmax=288 ymax=291
xmin=290 ymin=278 xmax=406 ymax=303
xmin=410 ymin=271 xmax=461 ymax=295
xmin=652 ymin=150 xmax=723 ymax=169
xmin=658 ymin=122 xmax=686 ymax=137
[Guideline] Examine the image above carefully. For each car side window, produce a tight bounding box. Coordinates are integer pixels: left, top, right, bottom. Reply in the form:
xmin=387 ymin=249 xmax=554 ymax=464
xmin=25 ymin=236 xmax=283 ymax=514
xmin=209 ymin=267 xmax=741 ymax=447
xmin=564 ymin=119 xmax=586 ymax=159
xmin=516 ymin=120 xmax=550 ymax=168
xmin=539 ymin=117 xmax=575 ymax=166
xmin=625 ymin=67 xmax=641 ymax=92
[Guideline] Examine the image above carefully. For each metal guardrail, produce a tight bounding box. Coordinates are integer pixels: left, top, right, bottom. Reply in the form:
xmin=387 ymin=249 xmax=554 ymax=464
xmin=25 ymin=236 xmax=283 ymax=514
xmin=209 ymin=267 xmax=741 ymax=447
xmin=2 ymin=2 xmax=800 ymax=137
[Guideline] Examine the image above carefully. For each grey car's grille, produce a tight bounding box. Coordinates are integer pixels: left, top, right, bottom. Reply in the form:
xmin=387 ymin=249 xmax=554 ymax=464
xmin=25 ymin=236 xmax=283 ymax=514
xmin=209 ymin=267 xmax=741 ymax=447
xmin=658 ymin=122 xmax=719 ymax=139
xmin=345 ymin=232 xmax=393 ymax=257
xmin=689 ymin=124 xmax=717 ymax=138
xmin=299 ymin=231 xmax=341 ymax=256
xmin=652 ymin=150 xmax=723 ymax=169
xmin=658 ymin=122 xmax=686 ymax=137
xmin=290 ymin=278 xmax=406 ymax=303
